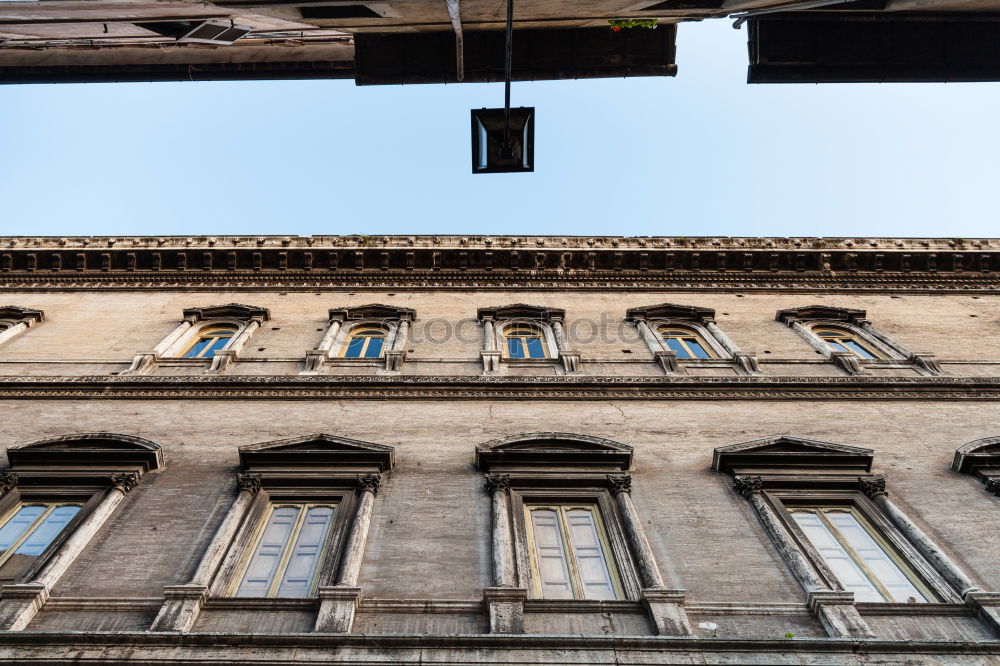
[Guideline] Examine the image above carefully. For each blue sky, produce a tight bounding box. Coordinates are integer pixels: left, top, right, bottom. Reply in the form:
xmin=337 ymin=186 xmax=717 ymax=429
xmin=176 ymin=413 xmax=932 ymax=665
xmin=1 ymin=19 xmax=998 ymax=238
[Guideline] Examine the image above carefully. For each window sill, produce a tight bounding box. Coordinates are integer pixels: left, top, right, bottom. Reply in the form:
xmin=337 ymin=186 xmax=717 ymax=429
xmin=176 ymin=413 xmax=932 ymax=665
xmin=523 ymin=599 xmax=644 ymax=613
xmin=203 ymin=597 xmax=318 ymax=610
xmin=326 ymin=358 xmax=383 ymax=366
xmin=501 ymin=358 xmax=559 ymax=366
xmin=157 ymin=358 xmax=212 ymax=366
xmin=855 ymin=602 xmax=970 ymax=616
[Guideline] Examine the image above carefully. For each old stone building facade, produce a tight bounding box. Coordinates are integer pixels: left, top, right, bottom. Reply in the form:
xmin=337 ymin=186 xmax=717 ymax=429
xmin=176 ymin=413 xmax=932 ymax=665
xmin=0 ymin=235 xmax=998 ymax=664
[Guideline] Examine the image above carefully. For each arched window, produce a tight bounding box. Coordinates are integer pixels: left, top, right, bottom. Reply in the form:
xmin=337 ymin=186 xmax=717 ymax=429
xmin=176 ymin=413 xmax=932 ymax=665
xmin=342 ymin=326 xmax=387 ymax=358
xmin=813 ymin=327 xmax=881 ymax=360
xmin=183 ymin=325 xmax=238 ymax=359
xmin=503 ymin=324 xmax=547 ymax=359
xmin=657 ymin=326 xmax=714 ymax=359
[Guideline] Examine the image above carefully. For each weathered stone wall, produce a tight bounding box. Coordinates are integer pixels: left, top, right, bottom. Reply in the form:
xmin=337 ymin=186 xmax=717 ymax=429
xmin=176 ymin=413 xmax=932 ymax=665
xmin=0 ymin=290 xmax=997 ymax=375
xmin=0 ymin=397 xmax=995 ymax=638
xmin=1 ymin=284 xmax=999 ymax=652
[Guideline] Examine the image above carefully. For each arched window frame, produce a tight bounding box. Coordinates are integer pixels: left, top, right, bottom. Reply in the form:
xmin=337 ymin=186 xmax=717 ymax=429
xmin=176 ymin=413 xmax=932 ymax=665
xmin=498 ymin=321 xmax=556 ymax=360
xmin=150 ymin=433 xmax=393 ymax=634
xmin=776 ymin=306 xmax=942 ymax=377
xmin=121 ymin=304 xmax=270 ymax=376
xmin=0 ymin=433 xmax=161 ymax=631
xmin=0 ymin=306 xmax=44 ymax=349
xmin=626 ymin=303 xmax=761 ymax=376
xmin=713 ymin=436 xmax=981 ymax=639
xmin=176 ymin=322 xmax=243 ymax=360
xmin=477 ymin=305 xmax=579 ymax=375
xmin=304 ymin=305 xmax=416 ymax=375
xmin=476 ymin=432 xmax=691 ymax=636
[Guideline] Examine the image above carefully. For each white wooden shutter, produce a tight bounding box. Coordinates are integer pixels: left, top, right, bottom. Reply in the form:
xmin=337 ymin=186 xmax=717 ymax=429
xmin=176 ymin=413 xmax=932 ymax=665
xmin=237 ymin=506 xmax=301 ymax=597
xmin=276 ymin=505 xmax=335 ymax=597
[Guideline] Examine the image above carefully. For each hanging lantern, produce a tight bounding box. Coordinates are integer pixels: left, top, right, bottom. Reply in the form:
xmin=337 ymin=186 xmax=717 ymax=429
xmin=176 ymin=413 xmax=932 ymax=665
xmin=470 ymin=107 xmax=535 ymax=174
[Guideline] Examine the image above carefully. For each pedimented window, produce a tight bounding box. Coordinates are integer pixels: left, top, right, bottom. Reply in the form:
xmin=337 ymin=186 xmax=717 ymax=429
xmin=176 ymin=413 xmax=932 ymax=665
xmin=0 ymin=433 xmax=161 ymax=630
xmin=152 ymin=433 xmax=393 ymax=634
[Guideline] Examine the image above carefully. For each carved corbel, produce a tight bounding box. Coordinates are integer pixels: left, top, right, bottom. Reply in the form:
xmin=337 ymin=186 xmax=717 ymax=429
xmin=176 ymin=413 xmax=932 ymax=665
xmin=480 ymin=350 xmax=502 ymax=375
xmin=808 ymin=590 xmax=875 ymax=638
xmin=733 ymin=475 xmax=764 ymax=498
xmin=858 ymin=476 xmax=887 ymax=499
xmin=236 ymin=472 xmax=263 ymax=495
xmin=0 ymin=472 xmax=18 ymax=497
xmin=109 ymin=472 xmax=140 ymax=494
xmin=384 ymin=349 xmax=406 ymax=373
xmin=984 ymin=477 xmax=1000 ymax=497
xmin=607 ymin=474 xmax=632 ymax=495
xmin=909 ymin=353 xmax=944 ymax=376
xmin=483 ymin=586 xmax=528 ymax=634
xmin=641 ymin=588 xmax=693 ymax=636
xmin=314 ymin=586 xmax=363 ymax=633
xmin=558 ymin=350 xmax=581 ymax=374
xmin=357 ymin=474 xmax=382 ymax=495
xmin=484 ymin=473 xmax=511 ymax=494
xmin=732 ymin=351 xmax=763 ymax=376
xmin=119 ymin=352 xmax=158 ymax=376
xmin=654 ymin=350 xmax=681 ymax=374
xmin=830 ymin=351 xmax=867 ymax=376
xmin=207 ymin=349 xmax=237 ymax=373
xmin=301 ymin=350 xmax=329 ymax=375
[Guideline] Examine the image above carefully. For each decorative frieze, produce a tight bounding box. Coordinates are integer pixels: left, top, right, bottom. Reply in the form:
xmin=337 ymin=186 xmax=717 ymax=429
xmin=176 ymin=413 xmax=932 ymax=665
xmin=0 ymin=237 xmax=996 ymax=291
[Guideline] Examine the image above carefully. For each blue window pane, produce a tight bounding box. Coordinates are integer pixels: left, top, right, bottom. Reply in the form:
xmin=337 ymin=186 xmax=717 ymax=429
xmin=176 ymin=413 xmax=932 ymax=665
xmin=344 ymin=336 xmax=366 ymax=358
xmin=825 ymin=340 xmax=847 ymax=353
xmin=0 ymin=506 xmax=46 ymax=554
xmin=15 ymin=506 xmax=80 ymax=556
xmin=842 ymin=340 xmax=875 ymax=359
xmin=686 ymin=339 xmax=710 ymax=359
xmin=525 ymin=337 xmax=545 ymax=359
xmin=184 ymin=338 xmax=213 ymax=358
xmin=202 ymin=335 xmax=231 ymax=359
xmin=664 ymin=337 xmax=691 ymax=359
xmin=508 ymin=338 xmax=525 ymax=359
xmin=363 ymin=337 xmax=384 ymax=358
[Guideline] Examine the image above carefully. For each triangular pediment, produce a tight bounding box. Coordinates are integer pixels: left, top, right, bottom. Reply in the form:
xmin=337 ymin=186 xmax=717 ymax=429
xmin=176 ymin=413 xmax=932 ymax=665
xmin=477 ymin=304 xmax=565 ymax=322
xmin=329 ymin=304 xmax=416 ymax=321
xmin=626 ymin=303 xmax=714 ymax=323
xmin=8 ymin=432 xmax=163 ymax=471
xmin=776 ymin=305 xmax=866 ymax=326
xmin=183 ymin=303 xmax=270 ymax=322
xmin=952 ymin=436 xmax=1000 ymax=474
xmin=712 ymin=435 xmax=873 ymax=474
xmin=239 ymin=433 xmax=394 ymax=471
xmin=476 ymin=432 xmax=631 ymax=472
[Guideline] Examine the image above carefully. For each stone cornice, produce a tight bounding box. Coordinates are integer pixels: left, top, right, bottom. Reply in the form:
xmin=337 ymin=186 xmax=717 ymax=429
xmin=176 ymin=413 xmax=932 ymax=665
xmin=0 ymin=630 xmax=995 ymax=660
xmin=0 ymin=236 xmax=998 ymax=292
xmin=0 ymin=374 xmax=999 ymax=400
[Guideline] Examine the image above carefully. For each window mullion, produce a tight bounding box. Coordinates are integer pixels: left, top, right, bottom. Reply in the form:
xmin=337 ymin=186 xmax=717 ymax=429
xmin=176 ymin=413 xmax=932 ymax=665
xmin=266 ymin=505 xmax=309 ymax=598
xmin=817 ymin=510 xmax=893 ymax=602
xmin=556 ymin=507 xmax=585 ymax=600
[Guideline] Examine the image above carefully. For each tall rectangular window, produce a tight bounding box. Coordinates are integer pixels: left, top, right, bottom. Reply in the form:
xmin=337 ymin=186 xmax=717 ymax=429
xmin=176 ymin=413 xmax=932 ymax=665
xmin=236 ymin=503 xmax=337 ymax=598
xmin=789 ymin=507 xmax=932 ymax=603
xmin=0 ymin=503 xmax=82 ymax=582
xmin=524 ymin=504 xmax=620 ymax=600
